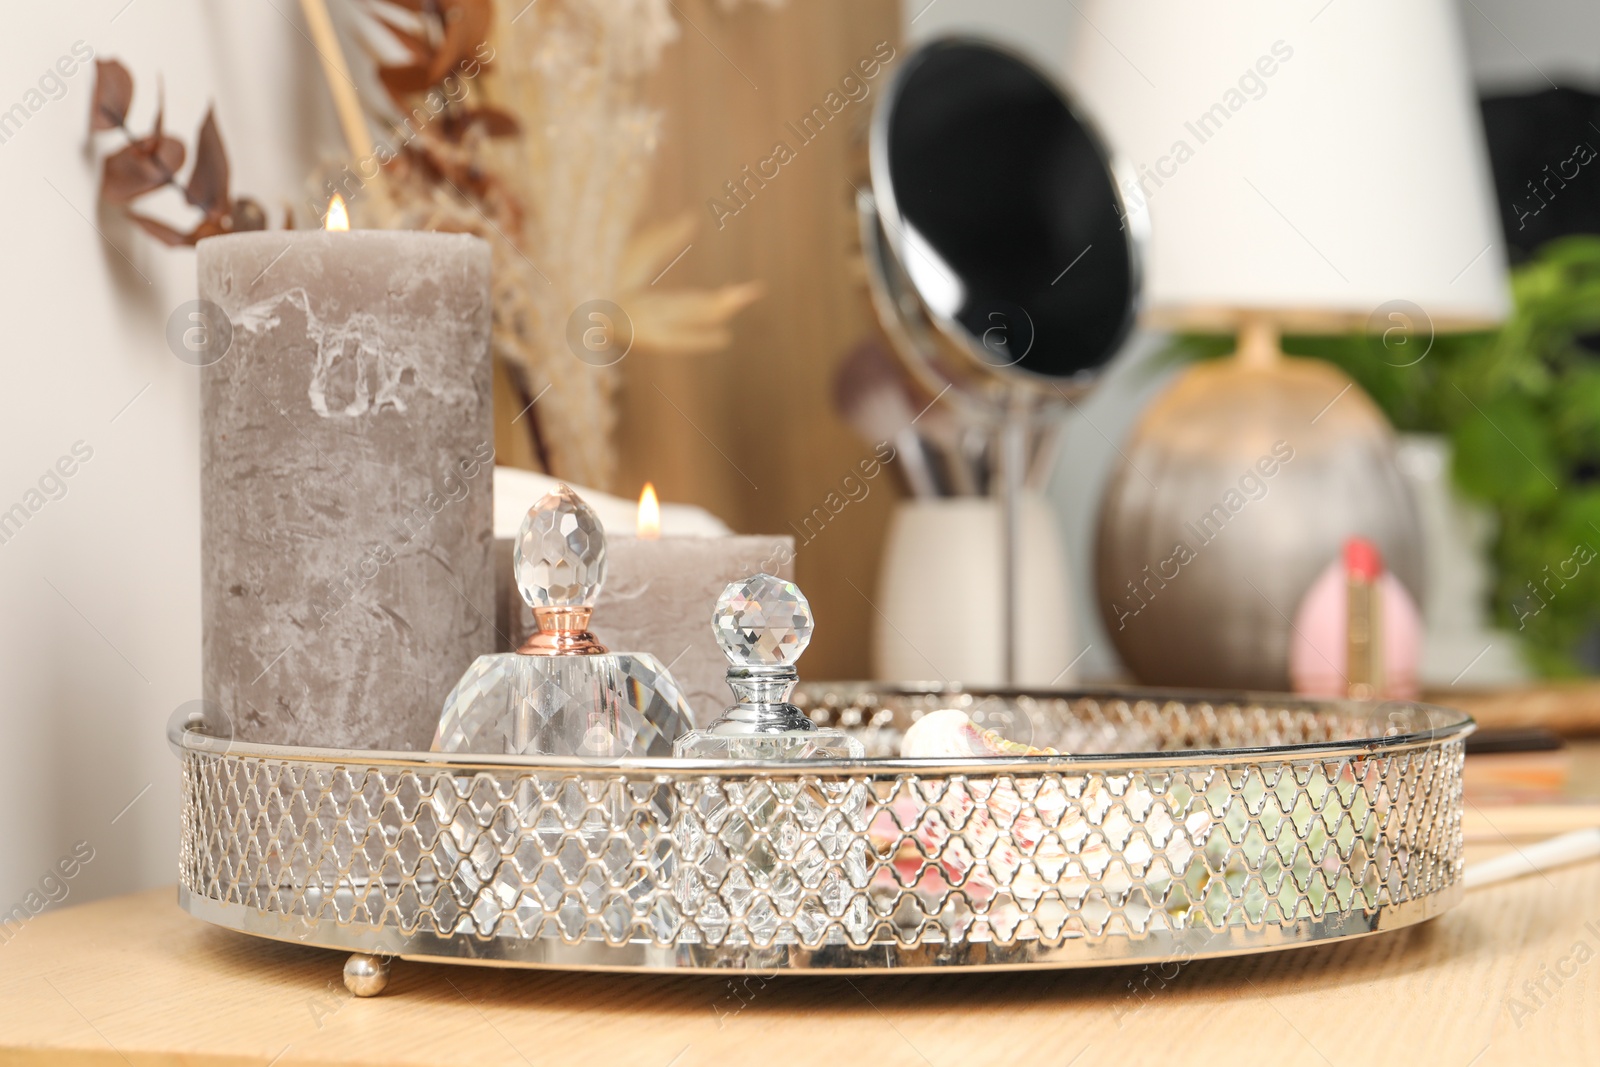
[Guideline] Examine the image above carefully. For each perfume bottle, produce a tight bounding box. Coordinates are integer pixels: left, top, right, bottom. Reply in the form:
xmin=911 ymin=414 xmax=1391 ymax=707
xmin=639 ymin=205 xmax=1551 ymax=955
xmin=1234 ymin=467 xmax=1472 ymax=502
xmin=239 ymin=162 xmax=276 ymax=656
xmin=674 ymin=574 xmax=864 ymax=760
xmin=434 ymin=484 xmax=694 ymax=759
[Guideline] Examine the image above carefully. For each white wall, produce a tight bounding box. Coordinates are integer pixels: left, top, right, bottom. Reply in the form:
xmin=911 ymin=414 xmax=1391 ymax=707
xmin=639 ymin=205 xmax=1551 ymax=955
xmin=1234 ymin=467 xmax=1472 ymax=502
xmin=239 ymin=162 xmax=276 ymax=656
xmin=1460 ymin=0 xmax=1600 ymax=92
xmin=903 ymin=0 xmax=1077 ymax=80
xmin=0 ymin=2 xmax=327 ymax=914
xmin=904 ymin=0 xmax=1600 ymax=96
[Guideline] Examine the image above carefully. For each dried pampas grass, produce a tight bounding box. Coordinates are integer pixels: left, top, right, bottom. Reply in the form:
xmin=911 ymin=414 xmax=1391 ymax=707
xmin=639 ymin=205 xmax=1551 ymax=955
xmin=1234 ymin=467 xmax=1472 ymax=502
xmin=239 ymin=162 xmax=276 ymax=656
xmin=342 ymin=0 xmax=765 ymax=488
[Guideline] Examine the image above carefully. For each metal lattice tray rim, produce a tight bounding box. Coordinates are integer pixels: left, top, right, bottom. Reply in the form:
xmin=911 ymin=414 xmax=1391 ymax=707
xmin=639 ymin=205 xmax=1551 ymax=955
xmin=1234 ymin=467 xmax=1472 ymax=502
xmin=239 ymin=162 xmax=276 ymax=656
xmin=175 ymin=686 xmax=1474 ymax=984
xmin=173 ymin=685 xmax=1474 ymax=773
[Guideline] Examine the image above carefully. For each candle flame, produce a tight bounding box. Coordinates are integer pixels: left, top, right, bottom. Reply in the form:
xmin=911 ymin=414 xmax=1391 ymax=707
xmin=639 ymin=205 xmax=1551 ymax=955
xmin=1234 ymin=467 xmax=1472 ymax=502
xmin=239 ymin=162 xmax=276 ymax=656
xmin=637 ymin=482 xmax=661 ymax=540
xmin=324 ymin=194 xmax=350 ymax=231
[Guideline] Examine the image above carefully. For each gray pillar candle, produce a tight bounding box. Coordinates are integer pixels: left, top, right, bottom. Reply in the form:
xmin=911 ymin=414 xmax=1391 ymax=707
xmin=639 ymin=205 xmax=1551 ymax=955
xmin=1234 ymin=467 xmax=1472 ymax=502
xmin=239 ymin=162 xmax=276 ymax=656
xmin=498 ymin=534 xmax=796 ymax=727
xmin=197 ymin=229 xmax=494 ymax=750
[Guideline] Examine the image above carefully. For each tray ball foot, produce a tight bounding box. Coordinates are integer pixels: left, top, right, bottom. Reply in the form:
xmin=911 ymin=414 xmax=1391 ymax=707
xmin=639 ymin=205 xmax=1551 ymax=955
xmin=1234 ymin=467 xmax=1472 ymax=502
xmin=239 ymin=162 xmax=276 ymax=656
xmin=343 ymin=953 xmax=390 ymax=997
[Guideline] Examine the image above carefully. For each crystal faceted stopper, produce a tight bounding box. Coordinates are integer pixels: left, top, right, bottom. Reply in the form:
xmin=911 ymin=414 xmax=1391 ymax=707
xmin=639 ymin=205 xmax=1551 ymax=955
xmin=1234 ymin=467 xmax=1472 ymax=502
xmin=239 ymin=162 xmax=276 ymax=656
xmin=713 ymin=573 xmax=813 ymax=668
xmin=516 ymin=483 xmax=605 ymax=609
xmin=434 ymin=484 xmax=694 ymax=758
xmin=674 ymin=574 xmax=863 ymax=760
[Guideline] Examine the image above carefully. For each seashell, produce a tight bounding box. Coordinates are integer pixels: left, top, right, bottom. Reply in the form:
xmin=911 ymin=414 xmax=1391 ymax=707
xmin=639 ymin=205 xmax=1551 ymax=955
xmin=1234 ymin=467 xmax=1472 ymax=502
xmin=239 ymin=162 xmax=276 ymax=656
xmin=899 ymin=708 xmax=1060 ymax=758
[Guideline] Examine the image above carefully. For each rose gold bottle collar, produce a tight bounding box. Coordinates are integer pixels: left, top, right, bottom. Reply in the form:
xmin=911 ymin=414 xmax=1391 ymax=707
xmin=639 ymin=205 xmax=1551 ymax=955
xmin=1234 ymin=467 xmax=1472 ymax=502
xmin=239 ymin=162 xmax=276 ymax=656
xmin=518 ymin=606 xmax=608 ymax=656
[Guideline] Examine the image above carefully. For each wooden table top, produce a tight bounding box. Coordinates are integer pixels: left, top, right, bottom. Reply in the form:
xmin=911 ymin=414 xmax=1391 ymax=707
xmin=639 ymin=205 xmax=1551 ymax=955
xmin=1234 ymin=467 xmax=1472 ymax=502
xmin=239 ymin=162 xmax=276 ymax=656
xmin=1 ymin=847 xmax=1597 ymax=1067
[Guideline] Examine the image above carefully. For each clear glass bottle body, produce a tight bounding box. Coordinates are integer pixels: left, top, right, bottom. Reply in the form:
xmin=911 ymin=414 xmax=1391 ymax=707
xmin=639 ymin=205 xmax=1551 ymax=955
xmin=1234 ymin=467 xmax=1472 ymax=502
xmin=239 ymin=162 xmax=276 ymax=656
xmin=435 ymin=651 xmax=692 ymax=759
xmin=673 ymin=665 xmax=863 ymax=760
xmin=673 ymin=727 xmax=863 ymax=761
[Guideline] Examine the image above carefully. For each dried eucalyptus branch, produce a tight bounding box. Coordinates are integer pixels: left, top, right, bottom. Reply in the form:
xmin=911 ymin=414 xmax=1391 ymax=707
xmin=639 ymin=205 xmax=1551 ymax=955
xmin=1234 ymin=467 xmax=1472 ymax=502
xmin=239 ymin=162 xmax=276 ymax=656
xmin=88 ymin=59 xmax=268 ymax=246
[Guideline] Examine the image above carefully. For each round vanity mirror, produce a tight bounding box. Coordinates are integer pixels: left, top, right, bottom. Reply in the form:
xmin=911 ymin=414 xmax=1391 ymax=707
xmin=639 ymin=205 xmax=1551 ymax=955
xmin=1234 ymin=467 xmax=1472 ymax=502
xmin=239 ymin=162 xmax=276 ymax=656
xmin=867 ymin=38 xmax=1141 ymax=403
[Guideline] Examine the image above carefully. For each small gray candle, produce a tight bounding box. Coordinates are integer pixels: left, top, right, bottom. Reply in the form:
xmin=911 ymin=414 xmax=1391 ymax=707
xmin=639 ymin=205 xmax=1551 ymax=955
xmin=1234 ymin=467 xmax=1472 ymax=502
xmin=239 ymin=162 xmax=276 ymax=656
xmin=198 ymin=228 xmax=494 ymax=749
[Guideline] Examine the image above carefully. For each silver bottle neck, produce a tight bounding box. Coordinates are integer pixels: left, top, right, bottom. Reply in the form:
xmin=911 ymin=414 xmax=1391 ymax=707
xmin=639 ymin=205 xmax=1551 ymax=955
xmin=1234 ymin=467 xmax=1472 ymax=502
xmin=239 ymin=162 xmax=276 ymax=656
xmin=708 ymin=665 xmax=813 ymax=734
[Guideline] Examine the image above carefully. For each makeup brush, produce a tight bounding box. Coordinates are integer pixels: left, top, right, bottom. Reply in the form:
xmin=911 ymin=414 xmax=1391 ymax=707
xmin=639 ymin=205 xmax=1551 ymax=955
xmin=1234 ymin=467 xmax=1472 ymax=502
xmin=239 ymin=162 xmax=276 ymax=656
xmin=907 ymin=386 xmax=983 ymax=497
xmin=832 ymin=339 xmax=942 ymax=497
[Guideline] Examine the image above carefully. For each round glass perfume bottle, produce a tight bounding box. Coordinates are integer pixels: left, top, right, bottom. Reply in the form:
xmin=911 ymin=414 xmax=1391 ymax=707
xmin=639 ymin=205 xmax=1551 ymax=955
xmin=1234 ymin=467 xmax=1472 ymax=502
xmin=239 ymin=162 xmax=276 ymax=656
xmin=673 ymin=574 xmax=864 ymax=760
xmin=433 ymin=484 xmax=694 ymax=759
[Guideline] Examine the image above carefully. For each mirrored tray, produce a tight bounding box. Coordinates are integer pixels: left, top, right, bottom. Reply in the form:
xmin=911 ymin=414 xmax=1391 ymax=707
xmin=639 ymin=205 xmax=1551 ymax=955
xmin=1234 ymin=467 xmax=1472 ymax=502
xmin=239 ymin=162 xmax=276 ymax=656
xmin=175 ymin=686 xmax=1471 ymax=991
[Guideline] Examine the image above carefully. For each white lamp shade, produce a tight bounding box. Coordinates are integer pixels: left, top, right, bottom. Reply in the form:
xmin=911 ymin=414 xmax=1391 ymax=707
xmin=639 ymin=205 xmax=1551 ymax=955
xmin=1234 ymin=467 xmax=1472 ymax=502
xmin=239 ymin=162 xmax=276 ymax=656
xmin=1066 ymin=0 xmax=1509 ymax=330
